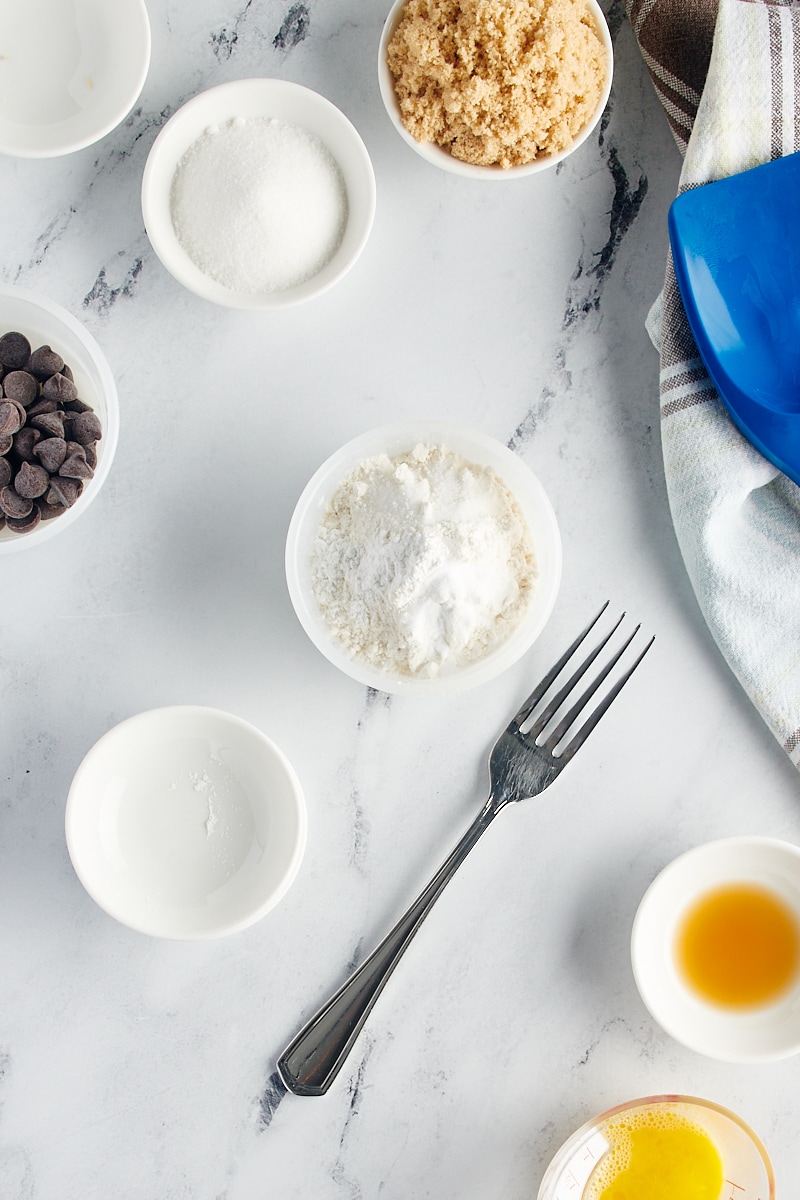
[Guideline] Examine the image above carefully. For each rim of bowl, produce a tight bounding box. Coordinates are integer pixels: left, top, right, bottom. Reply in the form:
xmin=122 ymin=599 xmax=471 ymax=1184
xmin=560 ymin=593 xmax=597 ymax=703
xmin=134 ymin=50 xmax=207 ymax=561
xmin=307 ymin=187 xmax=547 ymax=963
xmin=141 ymin=78 xmax=377 ymax=309
xmin=631 ymin=835 xmax=800 ymax=1063
xmin=0 ymin=283 xmax=120 ymax=554
xmin=65 ymin=705 xmax=308 ymax=940
xmin=0 ymin=0 xmax=151 ymax=158
xmin=537 ymin=1094 xmax=775 ymax=1200
xmin=285 ymin=421 xmax=562 ymax=696
xmin=377 ymin=0 xmax=613 ymax=179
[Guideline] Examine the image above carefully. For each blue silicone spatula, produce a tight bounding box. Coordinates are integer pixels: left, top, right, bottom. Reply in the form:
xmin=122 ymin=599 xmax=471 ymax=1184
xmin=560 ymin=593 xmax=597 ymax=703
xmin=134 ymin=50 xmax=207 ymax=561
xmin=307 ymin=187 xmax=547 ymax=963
xmin=668 ymin=151 xmax=800 ymax=486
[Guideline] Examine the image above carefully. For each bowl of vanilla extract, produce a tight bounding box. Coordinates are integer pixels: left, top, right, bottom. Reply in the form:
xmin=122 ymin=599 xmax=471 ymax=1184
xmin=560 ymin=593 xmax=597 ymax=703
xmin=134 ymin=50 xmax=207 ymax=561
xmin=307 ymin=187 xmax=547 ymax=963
xmin=632 ymin=835 xmax=800 ymax=1063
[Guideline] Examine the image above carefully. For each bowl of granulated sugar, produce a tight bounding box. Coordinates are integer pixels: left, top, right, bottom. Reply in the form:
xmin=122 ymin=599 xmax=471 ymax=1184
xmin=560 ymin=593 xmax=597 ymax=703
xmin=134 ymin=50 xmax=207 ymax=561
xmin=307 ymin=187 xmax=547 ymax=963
xmin=285 ymin=422 xmax=562 ymax=695
xmin=141 ymin=79 xmax=376 ymax=309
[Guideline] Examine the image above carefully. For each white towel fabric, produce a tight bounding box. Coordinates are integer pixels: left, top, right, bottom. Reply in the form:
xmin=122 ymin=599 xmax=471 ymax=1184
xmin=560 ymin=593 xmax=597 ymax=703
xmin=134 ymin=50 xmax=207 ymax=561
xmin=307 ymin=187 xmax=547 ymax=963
xmin=649 ymin=0 xmax=800 ymax=767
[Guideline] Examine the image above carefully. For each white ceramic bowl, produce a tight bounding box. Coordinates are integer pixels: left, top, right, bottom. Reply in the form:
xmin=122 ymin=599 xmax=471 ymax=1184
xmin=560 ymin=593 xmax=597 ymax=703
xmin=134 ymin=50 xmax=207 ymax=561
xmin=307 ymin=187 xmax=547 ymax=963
xmin=285 ymin=421 xmax=562 ymax=696
xmin=0 ymin=0 xmax=150 ymax=158
xmin=378 ymin=0 xmax=613 ymax=179
xmin=0 ymin=284 xmax=119 ymax=554
xmin=631 ymin=836 xmax=800 ymax=1062
xmin=537 ymin=1095 xmax=774 ymax=1200
xmin=65 ymin=706 xmax=307 ymax=940
xmin=141 ymin=78 xmax=376 ymax=309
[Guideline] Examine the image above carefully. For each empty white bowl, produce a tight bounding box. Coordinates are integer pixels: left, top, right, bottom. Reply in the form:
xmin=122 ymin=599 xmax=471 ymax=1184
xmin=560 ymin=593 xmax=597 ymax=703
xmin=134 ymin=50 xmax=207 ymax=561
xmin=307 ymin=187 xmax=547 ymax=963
xmin=631 ymin=836 xmax=800 ymax=1062
xmin=65 ymin=707 xmax=307 ymax=939
xmin=142 ymin=78 xmax=376 ymax=309
xmin=0 ymin=0 xmax=151 ymax=158
xmin=285 ymin=421 xmax=562 ymax=695
xmin=378 ymin=0 xmax=612 ymax=179
xmin=0 ymin=284 xmax=119 ymax=554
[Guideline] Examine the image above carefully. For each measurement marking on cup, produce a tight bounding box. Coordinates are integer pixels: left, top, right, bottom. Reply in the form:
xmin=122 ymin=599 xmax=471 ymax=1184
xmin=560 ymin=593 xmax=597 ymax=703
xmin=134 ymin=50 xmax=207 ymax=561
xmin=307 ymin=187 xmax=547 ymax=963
xmin=551 ymin=1131 xmax=609 ymax=1199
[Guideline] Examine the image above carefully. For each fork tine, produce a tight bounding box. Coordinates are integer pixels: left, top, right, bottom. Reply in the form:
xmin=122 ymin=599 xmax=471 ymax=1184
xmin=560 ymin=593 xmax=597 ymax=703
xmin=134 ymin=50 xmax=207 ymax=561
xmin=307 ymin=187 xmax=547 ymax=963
xmin=511 ymin=602 xmax=609 ymax=728
xmin=550 ymin=632 xmax=655 ymax=761
xmin=528 ymin=610 xmax=626 ymax=739
xmin=540 ymin=620 xmax=642 ymax=749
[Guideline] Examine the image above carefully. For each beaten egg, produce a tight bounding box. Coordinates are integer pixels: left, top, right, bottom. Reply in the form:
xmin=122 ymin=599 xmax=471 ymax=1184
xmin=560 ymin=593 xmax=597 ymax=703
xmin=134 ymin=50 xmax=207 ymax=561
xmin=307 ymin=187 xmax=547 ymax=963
xmin=585 ymin=1108 xmax=722 ymax=1200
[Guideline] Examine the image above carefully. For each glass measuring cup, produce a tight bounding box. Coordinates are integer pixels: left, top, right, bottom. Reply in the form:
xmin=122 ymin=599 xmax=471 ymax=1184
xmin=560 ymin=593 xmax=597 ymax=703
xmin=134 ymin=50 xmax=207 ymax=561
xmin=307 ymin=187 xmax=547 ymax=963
xmin=537 ymin=1095 xmax=774 ymax=1200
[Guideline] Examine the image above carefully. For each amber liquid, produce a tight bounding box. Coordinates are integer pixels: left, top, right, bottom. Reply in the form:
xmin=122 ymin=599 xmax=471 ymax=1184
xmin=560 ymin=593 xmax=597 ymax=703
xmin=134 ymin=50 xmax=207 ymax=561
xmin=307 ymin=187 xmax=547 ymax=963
xmin=676 ymin=883 xmax=800 ymax=1008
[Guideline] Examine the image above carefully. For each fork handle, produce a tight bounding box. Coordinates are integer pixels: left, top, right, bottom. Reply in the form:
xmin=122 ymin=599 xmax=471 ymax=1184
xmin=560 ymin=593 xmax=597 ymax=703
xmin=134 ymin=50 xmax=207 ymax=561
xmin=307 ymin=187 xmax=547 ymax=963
xmin=277 ymin=794 xmax=505 ymax=1097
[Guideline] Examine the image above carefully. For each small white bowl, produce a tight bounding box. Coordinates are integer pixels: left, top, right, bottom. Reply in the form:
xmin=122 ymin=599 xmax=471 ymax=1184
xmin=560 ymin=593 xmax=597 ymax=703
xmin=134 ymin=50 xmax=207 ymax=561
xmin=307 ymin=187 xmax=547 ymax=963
xmin=65 ymin=707 xmax=307 ymax=940
xmin=537 ymin=1095 xmax=774 ymax=1200
xmin=141 ymin=78 xmax=376 ymax=309
xmin=285 ymin=421 xmax=562 ymax=696
xmin=631 ymin=836 xmax=800 ymax=1062
xmin=378 ymin=0 xmax=613 ymax=179
xmin=0 ymin=284 xmax=119 ymax=554
xmin=0 ymin=0 xmax=150 ymax=158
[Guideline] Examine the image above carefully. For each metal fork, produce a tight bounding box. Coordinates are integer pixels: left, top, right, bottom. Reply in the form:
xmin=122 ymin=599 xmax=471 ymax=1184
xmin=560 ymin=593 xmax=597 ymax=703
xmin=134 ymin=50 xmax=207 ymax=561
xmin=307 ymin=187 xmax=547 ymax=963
xmin=277 ymin=605 xmax=654 ymax=1096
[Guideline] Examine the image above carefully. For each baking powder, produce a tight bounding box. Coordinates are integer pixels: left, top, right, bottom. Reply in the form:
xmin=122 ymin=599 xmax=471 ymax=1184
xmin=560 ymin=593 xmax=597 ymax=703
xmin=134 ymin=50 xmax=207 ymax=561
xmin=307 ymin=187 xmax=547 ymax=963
xmin=170 ymin=116 xmax=347 ymax=294
xmin=311 ymin=443 xmax=538 ymax=677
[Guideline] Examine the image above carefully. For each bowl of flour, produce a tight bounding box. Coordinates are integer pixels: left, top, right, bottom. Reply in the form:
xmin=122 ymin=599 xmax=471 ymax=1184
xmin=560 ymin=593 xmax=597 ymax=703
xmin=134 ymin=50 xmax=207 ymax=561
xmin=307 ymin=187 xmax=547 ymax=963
xmin=285 ymin=422 xmax=562 ymax=694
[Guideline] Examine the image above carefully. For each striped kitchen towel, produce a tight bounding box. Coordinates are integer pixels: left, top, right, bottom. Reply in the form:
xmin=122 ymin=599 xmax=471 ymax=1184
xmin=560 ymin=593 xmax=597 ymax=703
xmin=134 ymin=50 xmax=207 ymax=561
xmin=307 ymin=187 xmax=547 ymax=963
xmin=626 ymin=0 xmax=800 ymax=768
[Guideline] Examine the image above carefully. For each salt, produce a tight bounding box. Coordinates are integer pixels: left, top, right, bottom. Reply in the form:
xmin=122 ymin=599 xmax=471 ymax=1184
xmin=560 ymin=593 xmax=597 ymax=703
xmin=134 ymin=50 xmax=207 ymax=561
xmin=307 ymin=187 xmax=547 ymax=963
xmin=170 ymin=116 xmax=348 ymax=294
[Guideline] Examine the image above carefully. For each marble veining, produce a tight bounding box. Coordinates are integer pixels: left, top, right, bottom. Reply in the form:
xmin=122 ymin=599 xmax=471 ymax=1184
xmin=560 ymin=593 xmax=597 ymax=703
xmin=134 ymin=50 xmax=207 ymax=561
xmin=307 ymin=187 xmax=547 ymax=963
xmin=2 ymin=1 xmax=800 ymax=1198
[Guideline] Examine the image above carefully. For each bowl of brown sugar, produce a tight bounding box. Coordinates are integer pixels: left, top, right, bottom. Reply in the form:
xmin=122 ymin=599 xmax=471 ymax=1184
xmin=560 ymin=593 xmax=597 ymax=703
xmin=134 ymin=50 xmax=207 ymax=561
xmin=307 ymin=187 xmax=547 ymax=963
xmin=378 ymin=0 xmax=613 ymax=178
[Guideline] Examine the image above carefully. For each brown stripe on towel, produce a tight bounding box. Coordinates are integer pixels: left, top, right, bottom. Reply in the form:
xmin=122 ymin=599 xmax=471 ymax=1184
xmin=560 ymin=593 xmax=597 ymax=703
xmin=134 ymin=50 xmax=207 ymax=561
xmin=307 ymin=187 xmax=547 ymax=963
xmin=625 ymin=0 xmax=719 ymax=150
xmin=660 ymin=364 xmax=711 ymax=392
xmin=769 ymin=5 xmax=784 ymax=157
xmin=661 ymin=388 xmax=718 ymax=418
xmin=795 ymin=19 xmax=800 ymax=151
xmin=784 ymin=726 xmax=800 ymax=755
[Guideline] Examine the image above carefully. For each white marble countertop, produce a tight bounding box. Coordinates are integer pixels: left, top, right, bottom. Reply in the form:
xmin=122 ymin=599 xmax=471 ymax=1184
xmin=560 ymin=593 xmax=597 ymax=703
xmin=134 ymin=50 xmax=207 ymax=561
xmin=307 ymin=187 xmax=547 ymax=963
xmin=2 ymin=2 xmax=799 ymax=1197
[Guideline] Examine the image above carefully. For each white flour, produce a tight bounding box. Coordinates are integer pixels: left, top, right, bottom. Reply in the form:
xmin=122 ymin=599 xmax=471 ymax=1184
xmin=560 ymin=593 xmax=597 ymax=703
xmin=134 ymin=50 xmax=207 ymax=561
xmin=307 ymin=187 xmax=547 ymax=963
xmin=311 ymin=443 xmax=538 ymax=677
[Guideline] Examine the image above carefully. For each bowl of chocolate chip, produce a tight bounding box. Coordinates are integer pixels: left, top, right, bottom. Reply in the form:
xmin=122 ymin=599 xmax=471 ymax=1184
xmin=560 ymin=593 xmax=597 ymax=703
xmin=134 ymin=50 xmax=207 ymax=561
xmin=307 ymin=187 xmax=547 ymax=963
xmin=0 ymin=284 xmax=119 ymax=552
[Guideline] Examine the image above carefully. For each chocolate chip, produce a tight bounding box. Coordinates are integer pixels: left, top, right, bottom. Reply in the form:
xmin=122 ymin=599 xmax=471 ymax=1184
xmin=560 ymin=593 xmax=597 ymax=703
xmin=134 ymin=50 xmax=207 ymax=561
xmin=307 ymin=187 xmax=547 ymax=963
xmin=64 ymin=398 xmax=91 ymax=414
xmin=0 ymin=485 xmax=33 ymax=518
xmin=2 ymin=370 xmax=38 ymax=406
xmin=46 ymin=476 xmax=81 ymax=507
xmin=60 ymin=452 xmax=94 ymax=480
xmin=31 ymin=410 xmax=65 ymax=438
xmin=14 ymin=461 xmax=49 ymax=499
xmin=36 ymin=497 xmax=64 ymax=521
xmin=42 ymin=372 xmax=78 ymax=403
xmin=33 ymin=436 xmax=67 ymax=473
xmin=26 ymin=397 xmax=57 ymax=418
xmin=0 ymin=435 xmax=12 ymax=456
xmin=8 ymin=399 xmax=27 ymax=425
xmin=0 ymin=458 xmax=10 ymax=489
xmin=27 ymin=345 xmax=64 ymax=380
xmin=68 ymin=410 xmax=102 ymax=445
xmin=12 ymin=426 xmax=40 ymax=461
xmin=0 ymin=400 xmax=22 ymax=438
xmin=83 ymin=443 xmax=97 ymax=470
xmin=7 ymin=506 xmax=41 ymax=532
xmin=0 ymin=332 xmax=32 ymax=370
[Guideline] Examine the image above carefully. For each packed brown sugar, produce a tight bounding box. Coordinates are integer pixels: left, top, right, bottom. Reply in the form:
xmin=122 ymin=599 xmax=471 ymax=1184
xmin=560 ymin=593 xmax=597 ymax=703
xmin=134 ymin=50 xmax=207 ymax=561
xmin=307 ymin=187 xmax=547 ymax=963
xmin=386 ymin=0 xmax=607 ymax=168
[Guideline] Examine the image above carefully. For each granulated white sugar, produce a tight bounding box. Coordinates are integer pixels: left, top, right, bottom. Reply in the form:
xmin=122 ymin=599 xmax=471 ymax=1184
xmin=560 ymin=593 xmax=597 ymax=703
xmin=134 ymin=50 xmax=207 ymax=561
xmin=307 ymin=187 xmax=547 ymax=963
xmin=311 ymin=443 xmax=538 ymax=678
xmin=170 ymin=116 xmax=348 ymax=294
